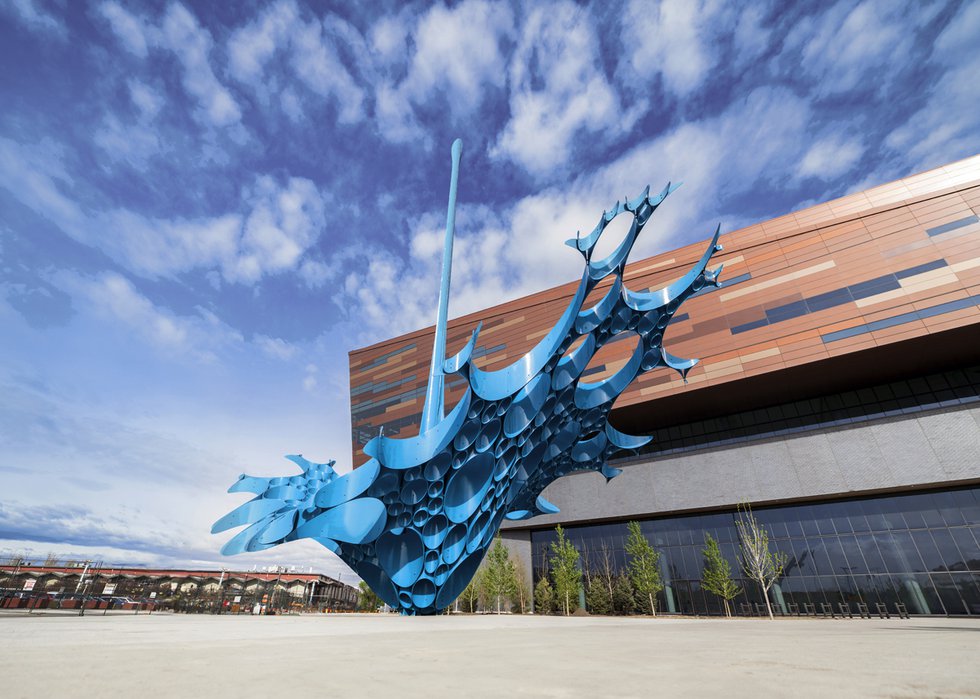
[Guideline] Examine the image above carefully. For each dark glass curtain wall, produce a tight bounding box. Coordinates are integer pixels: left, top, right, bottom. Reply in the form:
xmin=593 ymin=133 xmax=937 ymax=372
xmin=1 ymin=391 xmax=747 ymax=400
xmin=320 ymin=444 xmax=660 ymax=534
xmin=530 ymin=486 xmax=980 ymax=616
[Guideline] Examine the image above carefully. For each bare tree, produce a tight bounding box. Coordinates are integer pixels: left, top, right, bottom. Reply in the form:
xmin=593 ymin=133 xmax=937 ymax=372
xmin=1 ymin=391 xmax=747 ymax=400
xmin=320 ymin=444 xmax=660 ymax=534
xmin=735 ymin=504 xmax=788 ymax=620
xmin=512 ymin=561 xmax=530 ymax=614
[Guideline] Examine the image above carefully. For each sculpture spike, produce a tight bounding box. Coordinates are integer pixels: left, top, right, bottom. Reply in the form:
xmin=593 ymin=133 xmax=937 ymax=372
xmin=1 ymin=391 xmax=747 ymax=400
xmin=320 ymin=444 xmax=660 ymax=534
xmin=420 ymin=138 xmax=462 ymax=433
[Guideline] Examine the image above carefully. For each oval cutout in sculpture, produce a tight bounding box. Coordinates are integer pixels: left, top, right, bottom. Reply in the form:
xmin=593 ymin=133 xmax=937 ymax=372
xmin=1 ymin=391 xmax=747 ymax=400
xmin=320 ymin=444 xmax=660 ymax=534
xmin=412 ymin=509 xmax=430 ymax=528
xmin=306 ymin=459 xmax=381 ymax=508
xmin=400 ymin=479 xmax=428 ymax=506
xmin=426 ymin=496 xmax=443 ymax=514
xmin=453 ymin=418 xmax=480 ymax=451
xmin=423 ymin=451 xmax=451 ymax=482
xmin=444 ymin=451 xmax=494 ymax=523
xmin=441 ymin=523 xmax=467 ymax=565
xmin=503 ymin=373 xmax=550 ymax=438
xmin=421 ymin=514 xmax=449 ymax=549
xmin=427 ymin=480 xmax=444 ymax=498
xmin=412 ymin=577 xmax=436 ymax=608
xmin=375 ymin=527 xmax=424 ymax=588
xmin=590 ymin=209 xmax=634 ymax=261
xmin=466 ymin=511 xmax=491 ymax=554
xmin=474 ymin=418 xmax=501 ymax=453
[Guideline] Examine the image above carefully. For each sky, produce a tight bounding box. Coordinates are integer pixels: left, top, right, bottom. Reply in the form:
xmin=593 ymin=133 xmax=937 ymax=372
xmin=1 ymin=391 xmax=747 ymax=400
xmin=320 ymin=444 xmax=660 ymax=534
xmin=1 ymin=0 xmax=978 ymax=581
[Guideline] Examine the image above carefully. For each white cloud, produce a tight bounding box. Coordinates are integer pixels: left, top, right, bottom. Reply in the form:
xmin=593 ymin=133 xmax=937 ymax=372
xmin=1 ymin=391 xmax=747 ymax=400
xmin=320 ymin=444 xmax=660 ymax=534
xmin=254 ymin=334 xmax=297 ymax=361
xmin=97 ymin=0 xmax=149 ymax=57
xmin=621 ymin=0 xmax=730 ymax=97
xmin=373 ymin=0 xmax=513 ymax=144
xmin=298 ymin=258 xmax=332 ymax=289
xmin=226 ymin=0 xmax=298 ymax=83
xmin=93 ymin=80 xmax=167 ymax=168
xmin=227 ymin=176 xmax=327 ymax=284
xmin=783 ymin=0 xmax=938 ymax=97
xmin=53 ymin=271 xmax=242 ymax=362
xmin=3 ymin=0 xmax=67 ymax=39
xmin=303 ymin=363 xmax=318 ymax=393
xmin=289 ymin=15 xmax=365 ymax=124
xmin=404 ymin=0 xmax=513 ymax=111
xmin=492 ymin=1 xmax=640 ymax=177
xmin=160 ymin=3 xmax=242 ymax=127
xmin=369 ymin=14 xmax=408 ymax=66
xmin=0 ymin=136 xmax=328 ymax=285
xmin=127 ymin=79 xmax=164 ymax=118
xmin=227 ymin=0 xmax=365 ymax=125
xmin=797 ymin=133 xmax=865 ymax=181
xmin=884 ymin=1 xmax=980 ymax=170
xmin=96 ymin=2 xmax=241 ymax=128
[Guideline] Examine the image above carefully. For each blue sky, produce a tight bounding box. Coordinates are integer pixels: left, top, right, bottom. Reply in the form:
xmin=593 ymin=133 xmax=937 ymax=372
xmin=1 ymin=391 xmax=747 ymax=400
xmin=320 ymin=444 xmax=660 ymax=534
xmin=1 ymin=0 xmax=978 ymax=579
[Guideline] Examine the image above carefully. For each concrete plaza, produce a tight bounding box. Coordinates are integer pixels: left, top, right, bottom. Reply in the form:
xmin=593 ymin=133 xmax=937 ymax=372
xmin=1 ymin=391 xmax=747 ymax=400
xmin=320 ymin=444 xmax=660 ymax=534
xmin=1 ymin=613 xmax=978 ymax=698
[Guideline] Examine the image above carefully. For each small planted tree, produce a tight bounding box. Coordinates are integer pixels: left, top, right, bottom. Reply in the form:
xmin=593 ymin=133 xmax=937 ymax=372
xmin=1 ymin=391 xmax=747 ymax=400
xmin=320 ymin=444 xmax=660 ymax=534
xmin=735 ymin=504 xmax=788 ymax=620
xmin=701 ymin=533 xmax=741 ymax=617
xmin=512 ymin=560 xmax=531 ymax=614
xmin=549 ymin=525 xmax=582 ymax=616
xmin=459 ymin=568 xmax=484 ymax=613
xmin=612 ymin=575 xmax=637 ymax=615
xmin=625 ymin=520 xmax=662 ymax=616
xmin=585 ymin=575 xmax=612 ymax=614
xmin=483 ymin=537 xmax=517 ymax=614
xmin=534 ymin=576 xmax=554 ymax=614
xmin=357 ymin=581 xmax=381 ymax=612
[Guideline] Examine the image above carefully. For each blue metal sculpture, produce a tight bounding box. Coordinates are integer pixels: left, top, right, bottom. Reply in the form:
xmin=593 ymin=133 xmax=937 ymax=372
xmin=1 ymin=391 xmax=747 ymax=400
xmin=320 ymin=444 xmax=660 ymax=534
xmin=213 ymin=139 xmax=723 ymax=614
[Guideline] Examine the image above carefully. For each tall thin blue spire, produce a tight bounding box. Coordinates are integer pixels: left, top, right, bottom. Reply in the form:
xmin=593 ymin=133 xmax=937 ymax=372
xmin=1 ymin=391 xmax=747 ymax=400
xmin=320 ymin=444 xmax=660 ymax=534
xmin=420 ymin=138 xmax=462 ymax=432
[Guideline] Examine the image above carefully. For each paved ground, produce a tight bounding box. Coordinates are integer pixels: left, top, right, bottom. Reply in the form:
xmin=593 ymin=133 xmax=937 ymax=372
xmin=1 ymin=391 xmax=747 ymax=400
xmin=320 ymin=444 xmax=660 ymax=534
xmin=1 ymin=613 xmax=978 ymax=698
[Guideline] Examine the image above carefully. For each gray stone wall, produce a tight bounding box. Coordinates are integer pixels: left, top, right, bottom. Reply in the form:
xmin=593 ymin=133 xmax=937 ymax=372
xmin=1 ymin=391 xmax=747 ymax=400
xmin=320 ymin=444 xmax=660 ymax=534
xmin=502 ymin=405 xmax=980 ymax=533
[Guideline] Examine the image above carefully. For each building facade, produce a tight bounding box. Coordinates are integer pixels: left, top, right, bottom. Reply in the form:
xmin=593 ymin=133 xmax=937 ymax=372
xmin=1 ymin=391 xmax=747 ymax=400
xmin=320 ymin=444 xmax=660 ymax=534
xmin=0 ymin=559 xmax=359 ymax=612
xmin=349 ymin=155 xmax=980 ymax=616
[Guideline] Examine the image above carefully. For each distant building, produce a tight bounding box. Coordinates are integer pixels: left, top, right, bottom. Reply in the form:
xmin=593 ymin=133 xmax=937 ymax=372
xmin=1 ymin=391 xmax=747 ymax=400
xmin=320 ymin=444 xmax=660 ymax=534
xmin=0 ymin=559 xmax=358 ymax=612
xmin=349 ymin=155 xmax=980 ymax=616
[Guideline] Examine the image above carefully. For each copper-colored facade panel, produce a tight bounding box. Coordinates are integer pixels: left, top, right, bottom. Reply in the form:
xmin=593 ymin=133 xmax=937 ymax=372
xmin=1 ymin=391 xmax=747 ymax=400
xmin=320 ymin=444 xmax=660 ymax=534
xmin=348 ymin=157 xmax=980 ymax=466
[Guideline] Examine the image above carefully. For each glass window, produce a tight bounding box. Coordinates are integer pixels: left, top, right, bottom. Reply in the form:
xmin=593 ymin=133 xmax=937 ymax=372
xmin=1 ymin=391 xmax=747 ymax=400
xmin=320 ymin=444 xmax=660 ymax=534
xmin=930 ymin=573 xmax=966 ymax=615
xmin=827 ymin=502 xmax=854 ymax=534
xmin=899 ymin=493 xmax=931 ymax=529
xmin=817 ymin=576 xmax=844 ymax=605
xmin=953 ymin=528 xmax=980 ymax=572
xmin=950 ymin=489 xmax=980 ymax=526
xmin=930 ymin=529 xmax=966 ymax=572
xmin=862 ymin=499 xmax=889 ymax=531
xmin=837 ymin=534 xmax=868 ymax=575
xmin=899 ymin=574 xmax=942 ymax=615
xmin=848 ymin=508 xmax=871 ymax=533
xmin=784 ymin=538 xmax=809 ymax=577
xmin=948 ymin=573 xmax=980 ymax=615
xmin=915 ymin=495 xmax=946 ymax=528
xmin=911 ymin=530 xmax=943 ymax=573
xmin=879 ymin=497 xmax=908 ymax=530
xmin=808 ymin=539 xmax=833 ymax=575
xmin=811 ymin=503 xmax=838 ymax=535
xmin=934 ymin=491 xmax=967 ymax=526
xmin=799 ymin=576 xmax=826 ymax=605
xmin=824 ymin=537 xmax=850 ymax=575
xmin=796 ymin=506 xmax=819 ymax=537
